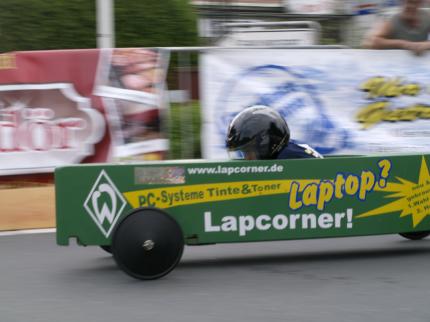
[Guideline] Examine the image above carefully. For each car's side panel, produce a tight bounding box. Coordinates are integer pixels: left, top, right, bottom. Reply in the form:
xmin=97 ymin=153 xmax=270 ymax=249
xmin=56 ymin=154 xmax=430 ymax=246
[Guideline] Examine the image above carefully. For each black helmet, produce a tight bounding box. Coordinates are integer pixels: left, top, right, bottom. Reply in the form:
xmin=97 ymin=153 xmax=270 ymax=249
xmin=226 ymin=105 xmax=290 ymax=160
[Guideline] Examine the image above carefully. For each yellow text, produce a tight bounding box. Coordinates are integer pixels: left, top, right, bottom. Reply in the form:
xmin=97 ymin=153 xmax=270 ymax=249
xmin=360 ymin=77 xmax=420 ymax=99
xmin=356 ymin=102 xmax=430 ymax=129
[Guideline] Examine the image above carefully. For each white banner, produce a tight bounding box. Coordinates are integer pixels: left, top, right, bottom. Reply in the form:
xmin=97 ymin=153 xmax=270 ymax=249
xmin=201 ymin=49 xmax=430 ymax=159
xmin=286 ymin=0 xmax=338 ymax=14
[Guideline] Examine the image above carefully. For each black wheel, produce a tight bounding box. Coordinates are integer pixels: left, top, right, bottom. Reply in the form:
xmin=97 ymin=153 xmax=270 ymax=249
xmin=112 ymin=208 xmax=184 ymax=280
xmin=100 ymin=245 xmax=112 ymax=254
xmin=399 ymin=231 xmax=430 ymax=240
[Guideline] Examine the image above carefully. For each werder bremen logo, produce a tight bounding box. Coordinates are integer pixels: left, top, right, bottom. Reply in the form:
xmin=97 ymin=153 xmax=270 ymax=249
xmin=84 ymin=170 xmax=126 ymax=237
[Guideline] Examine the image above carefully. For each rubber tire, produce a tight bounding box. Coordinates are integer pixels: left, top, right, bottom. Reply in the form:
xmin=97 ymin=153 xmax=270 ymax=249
xmin=399 ymin=231 xmax=430 ymax=240
xmin=112 ymin=208 xmax=184 ymax=280
xmin=100 ymin=245 xmax=112 ymax=254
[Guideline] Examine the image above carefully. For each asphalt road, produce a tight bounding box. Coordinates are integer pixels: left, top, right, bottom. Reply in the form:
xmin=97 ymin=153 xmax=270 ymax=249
xmin=1 ymin=232 xmax=430 ymax=322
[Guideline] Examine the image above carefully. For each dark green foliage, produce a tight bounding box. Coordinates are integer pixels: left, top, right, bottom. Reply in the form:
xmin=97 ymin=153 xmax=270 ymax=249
xmin=168 ymin=102 xmax=201 ymax=159
xmin=0 ymin=0 xmax=198 ymax=51
xmin=115 ymin=0 xmax=199 ymax=48
xmin=0 ymin=0 xmax=97 ymax=51
xmin=319 ymin=19 xmax=344 ymax=45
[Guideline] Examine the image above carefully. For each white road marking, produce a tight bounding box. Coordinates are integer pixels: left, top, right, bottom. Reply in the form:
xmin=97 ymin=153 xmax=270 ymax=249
xmin=0 ymin=228 xmax=56 ymax=236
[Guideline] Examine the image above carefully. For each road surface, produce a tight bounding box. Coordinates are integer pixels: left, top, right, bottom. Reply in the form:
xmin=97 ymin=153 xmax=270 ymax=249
xmin=1 ymin=232 xmax=429 ymax=322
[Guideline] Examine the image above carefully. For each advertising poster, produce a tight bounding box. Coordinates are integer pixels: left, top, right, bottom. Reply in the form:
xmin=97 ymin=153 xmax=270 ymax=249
xmin=0 ymin=48 xmax=169 ymax=175
xmin=94 ymin=48 xmax=170 ymax=162
xmin=200 ymin=48 xmax=430 ymax=159
xmin=0 ymin=50 xmax=108 ymax=175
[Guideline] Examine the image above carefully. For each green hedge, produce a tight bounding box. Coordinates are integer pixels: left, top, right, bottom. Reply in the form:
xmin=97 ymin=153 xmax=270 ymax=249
xmin=168 ymin=102 xmax=201 ymax=159
xmin=0 ymin=0 xmax=198 ymax=51
xmin=115 ymin=1 xmax=198 ymax=48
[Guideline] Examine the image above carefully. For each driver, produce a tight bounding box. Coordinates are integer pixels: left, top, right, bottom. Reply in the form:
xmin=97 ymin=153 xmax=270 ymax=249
xmin=226 ymin=105 xmax=322 ymax=160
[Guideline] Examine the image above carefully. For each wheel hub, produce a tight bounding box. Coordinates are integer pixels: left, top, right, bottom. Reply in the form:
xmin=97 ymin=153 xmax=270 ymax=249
xmin=142 ymin=239 xmax=155 ymax=251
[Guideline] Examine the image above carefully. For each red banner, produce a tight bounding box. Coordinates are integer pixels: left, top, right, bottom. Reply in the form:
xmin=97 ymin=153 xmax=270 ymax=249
xmin=0 ymin=48 xmax=168 ymax=176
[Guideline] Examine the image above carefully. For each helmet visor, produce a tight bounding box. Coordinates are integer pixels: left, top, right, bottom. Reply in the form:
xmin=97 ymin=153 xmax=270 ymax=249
xmin=227 ymin=139 xmax=260 ymax=160
xmin=227 ymin=149 xmax=258 ymax=160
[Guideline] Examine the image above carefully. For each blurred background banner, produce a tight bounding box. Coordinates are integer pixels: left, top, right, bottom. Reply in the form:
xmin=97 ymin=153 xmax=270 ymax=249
xmin=201 ymin=48 xmax=430 ymax=159
xmin=0 ymin=50 xmax=109 ymax=175
xmin=285 ymin=0 xmax=342 ymax=15
xmin=0 ymin=48 xmax=170 ymax=176
xmin=94 ymin=48 xmax=170 ymax=162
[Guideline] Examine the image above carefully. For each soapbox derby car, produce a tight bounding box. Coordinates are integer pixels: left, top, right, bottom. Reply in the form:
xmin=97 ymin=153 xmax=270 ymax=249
xmin=55 ymin=153 xmax=430 ymax=280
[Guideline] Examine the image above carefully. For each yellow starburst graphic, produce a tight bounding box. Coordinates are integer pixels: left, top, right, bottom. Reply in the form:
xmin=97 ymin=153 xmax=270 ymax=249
xmin=356 ymin=156 xmax=430 ymax=227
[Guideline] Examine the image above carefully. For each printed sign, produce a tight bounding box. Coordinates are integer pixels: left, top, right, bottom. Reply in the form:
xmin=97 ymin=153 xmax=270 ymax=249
xmin=94 ymin=48 xmax=170 ymax=162
xmin=0 ymin=48 xmax=169 ymax=175
xmin=84 ymin=169 xmax=126 ymax=237
xmin=0 ymin=83 xmax=105 ymax=174
xmin=217 ymin=29 xmax=317 ymax=47
xmin=200 ymin=49 xmax=430 ymax=159
xmin=0 ymin=50 xmax=108 ymax=175
xmin=56 ymin=154 xmax=430 ymax=245
xmin=286 ymin=0 xmax=338 ymax=14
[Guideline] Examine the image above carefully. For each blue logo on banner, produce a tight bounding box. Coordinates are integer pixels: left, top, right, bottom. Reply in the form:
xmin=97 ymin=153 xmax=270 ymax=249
xmin=216 ymin=64 xmax=351 ymax=155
